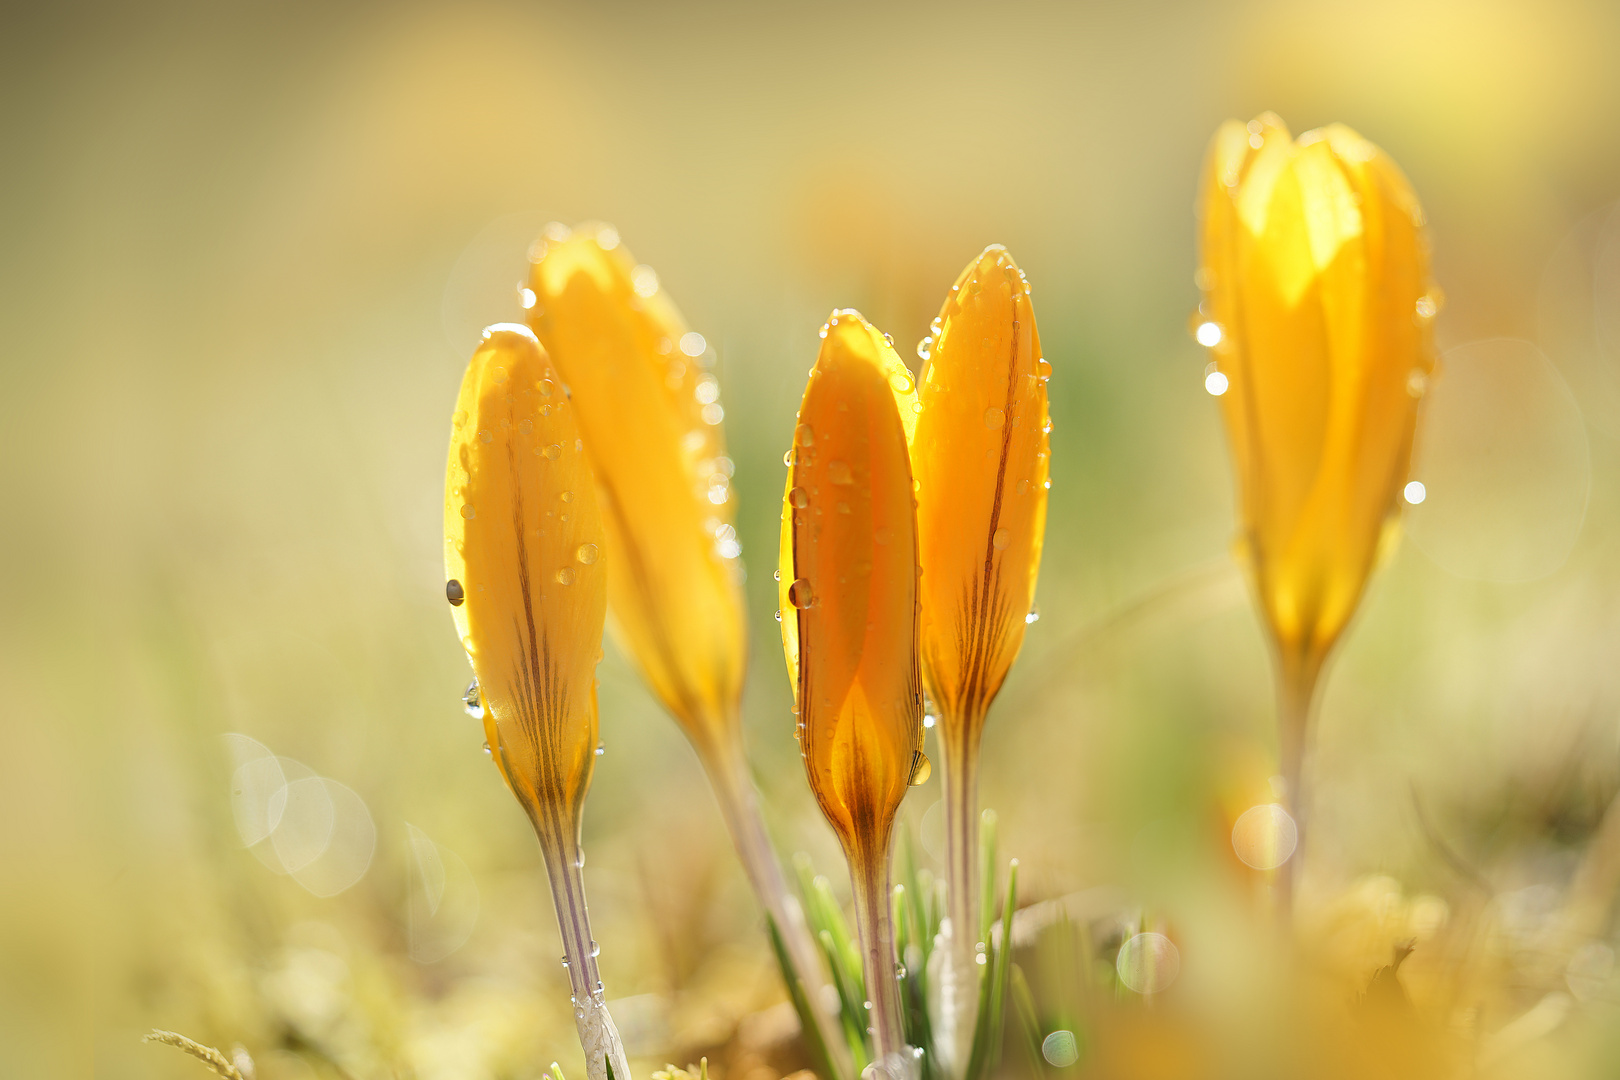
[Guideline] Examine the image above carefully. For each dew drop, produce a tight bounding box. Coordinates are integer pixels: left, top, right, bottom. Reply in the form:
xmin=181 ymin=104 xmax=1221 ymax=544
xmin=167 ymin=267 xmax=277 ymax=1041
xmin=983 ymin=407 xmax=1006 ymax=429
xmin=993 ymin=528 xmax=1011 ymax=550
xmin=482 ymin=741 xmax=492 ymax=756
xmin=560 ymin=491 xmax=574 ymax=503
xmin=783 ymin=449 xmax=795 ymax=466
xmin=828 ymin=460 xmax=853 ymax=485
xmin=917 ymin=336 xmax=933 ymax=361
xmin=1415 ymin=295 xmax=1438 ymax=320
xmin=576 ymin=543 xmax=599 ymax=565
xmin=890 ymin=371 xmax=913 ymax=393
xmin=492 ymin=366 xmax=509 ymax=385
xmin=1025 ymin=603 xmax=1040 ymax=625
xmin=790 ymin=487 xmax=809 ymax=509
xmin=796 ymin=423 xmax=815 ymax=447
xmin=461 ymin=505 xmax=477 ymax=520
xmin=538 ymin=379 xmax=554 ymax=397
xmin=595 ymin=742 xmax=605 ymax=757
xmin=787 ymin=579 xmax=814 ymax=608
xmin=1406 ymin=369 xmax=1429 ymax=398
xmin=543 ymin=444 xmax=562 ymax=460
xmin=1036 ymin=358 xmax=1052 ymax=379
xmin=773 ymin=569 xmax=782 ymax=581
xmin=556 ymin=567 xmax=576 ymax=585
xmin=478 ymin=429 xmax=493 ymax=444
xmin=463 ymin=679 xmax=484 ymax=719
xmin=518 ymin=418 xmax=533 ymax=435
xmin=1017 ymin=479 xmax=1030 ymax=495
xmin=909 ymin=750 xmax=931 ymax=785
xmin=883 ymin=333 xmax=895 ymax=347
xmin=774 ymin=609 xmax=783 ymax=622
xmin=446 ymin=579 xmax=465 ymax=606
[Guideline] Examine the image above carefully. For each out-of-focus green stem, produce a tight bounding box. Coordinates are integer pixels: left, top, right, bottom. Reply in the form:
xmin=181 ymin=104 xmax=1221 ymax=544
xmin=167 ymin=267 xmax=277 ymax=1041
xmin=1274 ymin=655 xmax=1321 ymax=922
xmin=699 ymin=737 xmax=852 ymax=1080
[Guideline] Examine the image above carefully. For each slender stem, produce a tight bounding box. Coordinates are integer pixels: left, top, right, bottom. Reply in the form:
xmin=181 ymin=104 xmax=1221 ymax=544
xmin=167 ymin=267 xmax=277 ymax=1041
xmin=1274 ymin=657 xmax=1319 ymax=922
xmin=700 ymin=740 xmax=853 ymax=1079
xmin=847 ymin=834 xmax=911 ymax=1079
xmin=935 ymin=709 xmax=983 ymax=1077
xmin=531 ymin=804 xmax=631 ymax=1080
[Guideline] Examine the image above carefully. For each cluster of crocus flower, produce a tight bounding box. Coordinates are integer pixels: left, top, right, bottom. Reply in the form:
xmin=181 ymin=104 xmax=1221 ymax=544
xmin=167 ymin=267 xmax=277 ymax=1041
xmin=1196 ymin=114 xmax=1436 ymax=911
xmin=779 ymin=245 xmax=1050 ymax=1078
xmin=439 ymin=106 xmax=1436 ymax=1078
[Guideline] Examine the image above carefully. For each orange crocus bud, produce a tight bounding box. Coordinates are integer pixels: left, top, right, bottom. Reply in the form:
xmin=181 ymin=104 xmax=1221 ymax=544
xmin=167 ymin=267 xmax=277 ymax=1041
xmin=443 ymin=324 xmax=629 ymax=1080
xmin=780 ymin=309 xmax=924 ymax=1075
xmin=910 ymin=245 xmax=1049 ymax=1067
xmin=1198 ymin=115 xmax=1437 ymax=908
xmin=526 ymin=224 xmax=745 ymax=753
xmin=528 ymin=225 xmax=847 ymax=1075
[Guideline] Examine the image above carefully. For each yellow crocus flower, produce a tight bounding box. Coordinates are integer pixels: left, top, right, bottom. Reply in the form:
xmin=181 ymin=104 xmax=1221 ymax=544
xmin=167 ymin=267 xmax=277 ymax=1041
xmin=527 ymin=225 xmax=847 ymax=1074
xmin=780 ymin=310 xmax=925 ymax=1076
xmin=443 ymin=324 xmax=629 ymax=1080
xmin=1197 ymin=115 xmax=1436 ymax=906
xmin=910 ymin=245 xmax=1049 ymax=1068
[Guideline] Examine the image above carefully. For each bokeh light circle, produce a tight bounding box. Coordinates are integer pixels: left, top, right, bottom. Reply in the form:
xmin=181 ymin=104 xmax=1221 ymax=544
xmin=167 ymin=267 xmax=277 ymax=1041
xmin=1116 ymin=932 xmax=1180 ymax=994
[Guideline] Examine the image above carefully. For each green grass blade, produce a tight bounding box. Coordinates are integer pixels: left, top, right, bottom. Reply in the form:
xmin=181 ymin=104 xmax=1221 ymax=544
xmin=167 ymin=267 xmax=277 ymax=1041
xmin=766 ymin=913 xmax=844 ymax=1080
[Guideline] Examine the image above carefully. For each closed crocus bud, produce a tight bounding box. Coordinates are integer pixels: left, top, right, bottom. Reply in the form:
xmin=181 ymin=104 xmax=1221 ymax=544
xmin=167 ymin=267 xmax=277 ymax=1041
xmin=911 ymin=245 xmax=1049 ymax=1070
xmin=781 ymin=310 xmax=925 ymax=1077
xmin=1197 ymin=115 xmax=1437 ymax=909
xmin=444 ymin=324 xmax=629 ymax=1080
xmin=528 ymin=225 xmax=847 ymax=1075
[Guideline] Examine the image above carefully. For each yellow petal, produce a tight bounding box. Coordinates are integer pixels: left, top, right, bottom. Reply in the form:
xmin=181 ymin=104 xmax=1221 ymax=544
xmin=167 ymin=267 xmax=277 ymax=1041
xmin=780 ymin=310 xmax=923 ymax=860
xmin=1198 ymin=118 xmax=1435 ymax=673
xmin=444 ymin=324 xmax=606 ymax=820
xmin=912 ymin=245 xmax=1049 ymax=738
xmin=527 ymin=226 xmax=746 ymax=752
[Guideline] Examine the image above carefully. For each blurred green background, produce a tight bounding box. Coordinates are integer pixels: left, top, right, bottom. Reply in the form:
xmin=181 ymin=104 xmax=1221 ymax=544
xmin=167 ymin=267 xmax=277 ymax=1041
xmin=6 ymin=1 xmax=1620 ymax=1076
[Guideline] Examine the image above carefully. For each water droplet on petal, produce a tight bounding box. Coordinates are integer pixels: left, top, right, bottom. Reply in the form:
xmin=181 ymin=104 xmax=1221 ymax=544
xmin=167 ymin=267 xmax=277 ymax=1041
xmin=1407 ymin=369 xmax=1429 ymax=398
xmin=787 ymin=579 xmax=814 ymax=608
xmin=556 ymin=567 xmax=576 ymax=585
xmin=594 ymin=742 xmax=605 ymax=757
xmin=478 ymin=429 xmax=493 ymax=444
xmin=993 ymin=528 xmax=1011 ymax=550
xmin=983 ymin=407 xmax=1005 ymax=429
xmin=1025 ymin=603 xmax=1040 ymax=625
xmin=828 ymin=460 xmax=853 ymax=485
xmin=560 ymin=491 xmax=574 ymax=503
xmin=543 ymin=444 xmax=562 ymax=460
xmin=446 ymin=579 xmax=465 ymax=606
xmin=795 ymin=423 xmax=815 ymax=446
xmin=518 ymin=418 xmax=533 ymax=435
xmin=461 ymin=505 xmax=477 ymax=520
xmin=576 ymin=543 xmax=598 ymax=565
xmin=909 ymin=750 xmax=931 ymax=785
xmin=790 ymin=487 xmax=809 ymax=509
xmin=890 ymin=371 xmax=913 ymax=393
xmin=463 ymin=680 xmax=484 ymax=719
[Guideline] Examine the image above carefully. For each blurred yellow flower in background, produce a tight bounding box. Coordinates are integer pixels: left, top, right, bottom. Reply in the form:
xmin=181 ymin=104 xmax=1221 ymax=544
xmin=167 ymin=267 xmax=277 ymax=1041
xmin=443 ymin=324 xmax=629 ymax=1080
xmin=780 ymin=310 xmax=925 ymax=1076
xmin=1197 ymin=114 xmax=1437 ymax=907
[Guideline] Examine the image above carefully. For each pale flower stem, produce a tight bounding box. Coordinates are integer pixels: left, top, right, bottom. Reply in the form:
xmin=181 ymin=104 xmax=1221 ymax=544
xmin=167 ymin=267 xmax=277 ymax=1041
xmin=1275 ymin=665 xmax=1317 ymax=923
xmin=848 ymin=839 xmax=912 ymax=1080
xmin=704 ymin=745 xmax=854 ymax=1080
xmin=938 ymin=716 xmax=981 ymax=1074
xmin=534 ymin=808 xmax=631 ymax=1080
